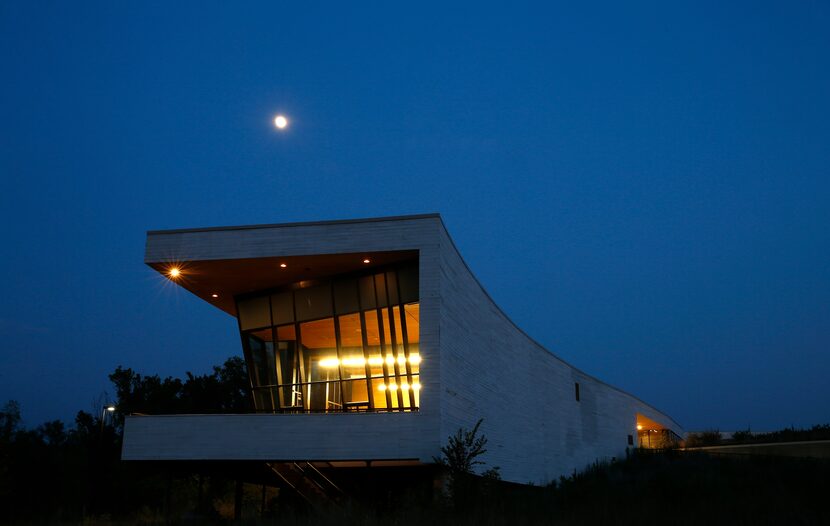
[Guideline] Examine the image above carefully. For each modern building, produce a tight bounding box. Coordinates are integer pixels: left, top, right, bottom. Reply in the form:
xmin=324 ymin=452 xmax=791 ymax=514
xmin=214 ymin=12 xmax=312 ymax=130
xmin=122 ymin=214 xmax=683 ymax=487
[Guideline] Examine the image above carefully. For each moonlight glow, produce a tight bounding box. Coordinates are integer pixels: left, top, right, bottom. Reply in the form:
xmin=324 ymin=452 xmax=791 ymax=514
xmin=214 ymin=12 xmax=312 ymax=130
xmin=274 ymin=115 xmax=288 ymax=129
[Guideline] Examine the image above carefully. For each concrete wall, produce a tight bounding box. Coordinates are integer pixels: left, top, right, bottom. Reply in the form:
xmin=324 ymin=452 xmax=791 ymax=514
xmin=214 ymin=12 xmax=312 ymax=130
xmin=123 ymin=412 xmax=432 ymax=461
xmin=435 ymin=224 xmax=682 ymax=484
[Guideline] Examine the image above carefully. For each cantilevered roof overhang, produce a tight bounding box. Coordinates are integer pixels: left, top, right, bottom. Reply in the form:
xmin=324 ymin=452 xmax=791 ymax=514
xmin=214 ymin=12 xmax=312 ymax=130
xmin=146 ymin=251 xmax=419 ymax=316
xmin=144 ymin=214 xmax=436 ymax=317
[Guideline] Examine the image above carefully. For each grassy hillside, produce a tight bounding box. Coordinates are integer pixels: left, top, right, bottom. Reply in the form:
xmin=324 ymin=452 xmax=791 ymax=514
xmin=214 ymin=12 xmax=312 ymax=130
xmin=175 ymin=450 xmax=830 ymax=525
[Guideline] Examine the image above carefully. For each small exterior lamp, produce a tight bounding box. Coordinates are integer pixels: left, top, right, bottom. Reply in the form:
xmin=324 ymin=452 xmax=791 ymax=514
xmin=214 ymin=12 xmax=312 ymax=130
xmin=100 ymin=405 xmax=117 ymax=434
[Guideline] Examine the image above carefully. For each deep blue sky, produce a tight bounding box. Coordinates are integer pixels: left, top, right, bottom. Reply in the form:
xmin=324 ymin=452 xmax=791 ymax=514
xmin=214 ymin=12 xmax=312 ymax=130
xmin=1 ymin=1 xmax=828 ymax=431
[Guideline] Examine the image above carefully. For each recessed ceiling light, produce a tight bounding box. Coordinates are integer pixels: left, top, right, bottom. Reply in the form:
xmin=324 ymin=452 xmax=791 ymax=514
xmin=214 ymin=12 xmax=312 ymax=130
xmin=363 ymin=258 xmax=371 ymax=264
xmin=279 ymin=263 xmax=287 ymax=268
xmin=211 ymin=293 xmax=219 ymax=298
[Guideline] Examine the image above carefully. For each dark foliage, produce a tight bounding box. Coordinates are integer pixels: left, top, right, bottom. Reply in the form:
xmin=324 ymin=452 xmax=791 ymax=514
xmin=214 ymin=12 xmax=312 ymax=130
xmin=0 ymin=401 xmax=124 ymax=523
xmin=266 ymin=450 xmax=830 ymax=526
xmin=3 ymin=357 xmax=830 ymax=525
xmin=434 ymin=418 xmax=490 ymax=474
xmin=0 ymin=357 xmax=251 ymax=523
xmin=729 ymin=424 xmax=830 ymax=445
xmin=537 ymin=450 xmax=830 ymax=526
xmin=109 ymin=356 xmax=251 ymax=421
xmin=687 ymin=424 xmax=830 ymax=447
xmin=730 ymin=428 xmax=754 ymax=442
xmin=685 ymin=429 xmax=723 ymax=447
xmin=433 ymin=418 xmax=501 ymax=505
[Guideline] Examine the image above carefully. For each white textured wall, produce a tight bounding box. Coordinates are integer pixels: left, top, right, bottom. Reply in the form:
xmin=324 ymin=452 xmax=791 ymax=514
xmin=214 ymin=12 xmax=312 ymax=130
xmin=123 ymin=412 xmax=432 ymax=461
xmin=436 ymin=225 xmax=683 ymax=484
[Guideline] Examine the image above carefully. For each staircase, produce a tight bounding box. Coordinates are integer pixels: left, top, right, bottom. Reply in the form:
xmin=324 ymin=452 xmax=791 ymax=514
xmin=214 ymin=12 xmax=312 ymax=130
xmin=266 ymin=461 xmax=345 ymax=507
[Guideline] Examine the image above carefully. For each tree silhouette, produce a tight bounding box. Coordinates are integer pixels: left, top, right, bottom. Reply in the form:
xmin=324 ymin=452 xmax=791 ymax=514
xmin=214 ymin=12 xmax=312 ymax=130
xmin=434 ymin=418 xmax=499 ymax=478
xmin=108 ymin=356 xmax=250 ymax=421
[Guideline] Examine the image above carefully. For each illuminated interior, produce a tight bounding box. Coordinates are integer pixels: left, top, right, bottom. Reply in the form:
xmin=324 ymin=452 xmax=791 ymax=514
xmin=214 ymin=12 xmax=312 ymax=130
xmin=635 ymin=413 xmax=680 ymax=448
xmin=237 ymin=261 xmax=419 ymax=413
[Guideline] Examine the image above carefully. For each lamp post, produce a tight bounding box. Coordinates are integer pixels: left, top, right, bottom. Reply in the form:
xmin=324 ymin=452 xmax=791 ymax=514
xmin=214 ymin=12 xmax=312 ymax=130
xmin=86 ymin=405 xmax=116 ymax=519
xmin=100 ymin=405 xmax=116 ymax=435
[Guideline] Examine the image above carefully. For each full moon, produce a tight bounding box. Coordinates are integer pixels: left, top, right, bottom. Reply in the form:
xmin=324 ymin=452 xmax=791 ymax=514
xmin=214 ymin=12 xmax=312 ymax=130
xmin=274 ymin=115 xmax=288 ymax=129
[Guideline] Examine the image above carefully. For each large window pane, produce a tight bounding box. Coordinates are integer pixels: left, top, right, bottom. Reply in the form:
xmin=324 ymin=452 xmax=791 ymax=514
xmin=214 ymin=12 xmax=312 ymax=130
xmin=386 ymin=271 xmax=399 ymax=305
xmin=411 ymin=374 xmax=420 ymax=408
xmin=398 ymin=264 xmax=419 ymax=304
xmin=374 ymin=273 xmax=388 ymax=308
xmin=404 ymin=303 xmax=420 ymax=375
xmin=275 ymin=325 xmax=300 ymax=409
xmin=372 ymin=377 xmax=390 ymax=409
xmin=238 ymin=296 xmax=271 ymax=330
xmin=295 ymin=285 xmax=333 ymax=322
xmin=342 ymin=379 xmax=370 ymax=412
xmin=337 ymin=313 xmax=370 ymax=409
xmin=359 ymin=276 xmax=376 ymax=310
xmin=333 ymin=278 xmax=360 ymax=315
xmin=246 ymin=328 xmax=276 ymax=412
xmin=235 ymin=261 xmax=420 ymax=413
xmin=299 ymin=318 xmax=340 ymax=411
xmin=363 ymin=310 xmax=388 ymax=409
xmin=271 ymin=292 xmax=294 ymax=326
xmin=381 ymin=308 xmax=406 ymax=409
xmin=392 ymin=305 xmax=415 ymax=409
xmin=404 ymin=303 xmax=421 ymax=408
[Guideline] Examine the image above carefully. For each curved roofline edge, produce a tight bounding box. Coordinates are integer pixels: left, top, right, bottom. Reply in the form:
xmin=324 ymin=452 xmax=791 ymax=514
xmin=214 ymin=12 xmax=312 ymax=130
xmin=434 ymin=216 xmax=685 ymax=433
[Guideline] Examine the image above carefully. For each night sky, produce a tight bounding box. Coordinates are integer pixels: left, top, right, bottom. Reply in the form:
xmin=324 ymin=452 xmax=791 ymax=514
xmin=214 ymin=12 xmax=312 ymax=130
xmin=2 ymin=1 xmax=828 ymax=432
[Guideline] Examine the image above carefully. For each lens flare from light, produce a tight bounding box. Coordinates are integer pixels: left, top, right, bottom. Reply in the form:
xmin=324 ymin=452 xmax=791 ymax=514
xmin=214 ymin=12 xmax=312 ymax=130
xmin=342 ymin=357 xmax=366 ymax=367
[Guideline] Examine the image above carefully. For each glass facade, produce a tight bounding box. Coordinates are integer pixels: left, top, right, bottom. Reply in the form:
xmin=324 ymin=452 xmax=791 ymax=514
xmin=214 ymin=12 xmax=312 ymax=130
xmin=236 ymin=262 xmax=420 ymax=413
